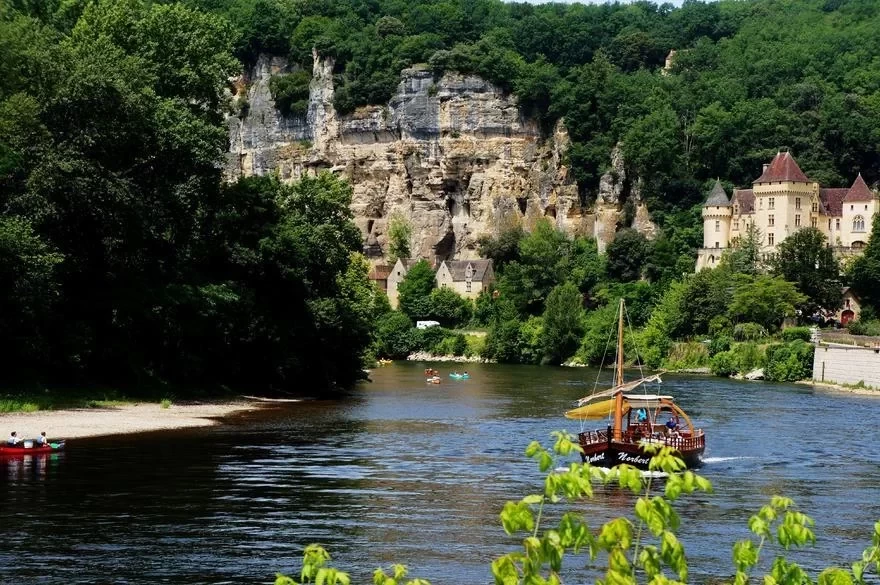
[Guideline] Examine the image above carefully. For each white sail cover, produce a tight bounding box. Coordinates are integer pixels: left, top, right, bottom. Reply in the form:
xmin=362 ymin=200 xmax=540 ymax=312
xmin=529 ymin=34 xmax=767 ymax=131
xmin=574 ymin=374 xmax=663 ymax=406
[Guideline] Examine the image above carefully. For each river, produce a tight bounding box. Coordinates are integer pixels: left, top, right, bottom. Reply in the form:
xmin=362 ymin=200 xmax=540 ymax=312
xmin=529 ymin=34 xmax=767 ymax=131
xmin=2 ymin=362 xmax=880 ymax=585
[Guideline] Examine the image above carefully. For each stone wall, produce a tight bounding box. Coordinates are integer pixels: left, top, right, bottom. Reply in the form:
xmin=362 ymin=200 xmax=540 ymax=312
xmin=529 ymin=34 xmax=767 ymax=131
xmin=812 ymin=344 xmax=880 ymax=387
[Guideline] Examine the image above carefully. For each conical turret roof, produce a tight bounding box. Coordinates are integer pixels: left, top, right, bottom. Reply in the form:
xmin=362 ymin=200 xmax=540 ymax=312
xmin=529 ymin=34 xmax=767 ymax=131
xmin=754 ymin=151 xmax=810 ymax=183
xmin=844 ymin=173 xmax=874 ymax=202
xmin=705 ymin=179 xmax=730 ymax=206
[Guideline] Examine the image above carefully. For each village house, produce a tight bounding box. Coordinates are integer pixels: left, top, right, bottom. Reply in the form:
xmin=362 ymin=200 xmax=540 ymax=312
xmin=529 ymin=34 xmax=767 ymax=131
xmin=435 ymin=259 xmax=495 ymax=300
xmin=386 ymin=258 xmax=422 ymax=309
xmin=837 ymin=287 xmax=862 ymax=326
xmin=696 ymin=151 xmax=879 ymax=271
xmin=367 ymin=264 xmax=392 ymax=293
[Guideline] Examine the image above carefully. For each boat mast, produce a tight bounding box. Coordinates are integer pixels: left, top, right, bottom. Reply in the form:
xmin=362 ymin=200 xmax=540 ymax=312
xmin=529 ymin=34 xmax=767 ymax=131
xmin=613 ymin=298 xmax=624 ymax=441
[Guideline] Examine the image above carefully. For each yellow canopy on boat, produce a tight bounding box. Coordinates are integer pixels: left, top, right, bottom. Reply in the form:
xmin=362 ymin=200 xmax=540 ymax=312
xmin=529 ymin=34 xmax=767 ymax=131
xmin=564 ymin=399 xmax=631 ymax=420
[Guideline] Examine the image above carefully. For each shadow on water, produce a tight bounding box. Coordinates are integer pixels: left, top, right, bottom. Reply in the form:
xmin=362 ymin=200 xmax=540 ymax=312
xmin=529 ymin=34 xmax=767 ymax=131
xmin=2 ymin=361 xmax=880 ymax=584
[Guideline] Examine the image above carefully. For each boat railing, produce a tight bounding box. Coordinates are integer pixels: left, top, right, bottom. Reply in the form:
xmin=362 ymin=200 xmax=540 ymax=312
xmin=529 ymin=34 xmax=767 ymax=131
xmin=578 ymin=428 xmax=705 ymax=452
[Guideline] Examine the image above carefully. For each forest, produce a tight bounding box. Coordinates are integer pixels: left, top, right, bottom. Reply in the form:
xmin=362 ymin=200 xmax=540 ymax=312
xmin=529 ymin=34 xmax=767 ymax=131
xmin=2 ymin=0 xmax=880 ymax=394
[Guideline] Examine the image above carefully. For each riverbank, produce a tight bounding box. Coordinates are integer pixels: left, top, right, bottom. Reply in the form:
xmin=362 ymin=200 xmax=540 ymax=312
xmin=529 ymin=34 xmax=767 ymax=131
xmin=798 ymin=380 xmax=880 ymax=396
xmin=0 ymin=400 xmax=269 ymax=440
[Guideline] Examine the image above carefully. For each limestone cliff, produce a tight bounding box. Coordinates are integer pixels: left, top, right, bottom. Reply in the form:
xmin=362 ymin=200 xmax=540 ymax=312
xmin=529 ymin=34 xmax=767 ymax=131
xmin=226 ymin=53 xmax=654 ymax=261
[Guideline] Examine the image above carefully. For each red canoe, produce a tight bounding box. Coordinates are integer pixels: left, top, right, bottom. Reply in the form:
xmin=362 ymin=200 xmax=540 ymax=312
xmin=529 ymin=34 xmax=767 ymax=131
xmin=0 ymin=440 xmax=65 ymax=456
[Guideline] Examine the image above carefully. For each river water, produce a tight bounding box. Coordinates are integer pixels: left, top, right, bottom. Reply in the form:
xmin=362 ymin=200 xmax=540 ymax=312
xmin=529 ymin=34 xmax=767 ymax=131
xmin=2 ymin=362 xmax=880 ymax=585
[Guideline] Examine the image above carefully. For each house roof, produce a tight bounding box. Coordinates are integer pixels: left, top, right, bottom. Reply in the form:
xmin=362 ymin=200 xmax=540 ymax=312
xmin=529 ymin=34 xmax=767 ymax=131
xmin=754 ymin=152 xmax=810 ymax=184
xmin=732 ymin=189 xmax=755 ymax=214
xmin=705 ymin=180 xmax=730 ymax=206
xmin=368 ymin=265 xmax=392 ymax=280
xmin=441 ymin=259 xmax=494 ymax=282
xmin=844 ymin=173 xmax=874 ymax=202
xmin=819 ymin=188 xmax=848 ymax=216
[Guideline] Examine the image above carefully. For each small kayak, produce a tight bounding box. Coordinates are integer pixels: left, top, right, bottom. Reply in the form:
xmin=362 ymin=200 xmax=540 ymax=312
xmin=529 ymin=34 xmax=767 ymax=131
xmin=449 ymin=374 xmax=470 ymax=379
xmin=0 ymin=440 xmax=65 ymax=456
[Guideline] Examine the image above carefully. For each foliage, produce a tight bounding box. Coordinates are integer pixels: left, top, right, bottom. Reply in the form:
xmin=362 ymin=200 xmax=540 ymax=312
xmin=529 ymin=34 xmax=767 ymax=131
xmin=770 ymin=228 xmax=841 ymax=314
xmin=426 ymin=287 xmax=472 ymax=328
xmin=373 ymin=312 xmax=415 ymax=359
xmin=764 ymin=341 xmax=815 ymax=382
xmin=849 ymin=216 xmax=880 ymax=312
xmin=387 ymin=213 xmax=412 ymax=263
xmin=477 ymin=225 xmax=523 ymax=273
xmin=397 ymin=260 xmax=435 ymax=321
xmin=733 ymin=342 xmax=766 ymax=373
xmin=499 ymin=218 xmax=572 ymax=314
xmin=710 ymin=350 xmax=738 ymax=377
xmin=540 ymin=282 xmax=584 ymax=364
xmin=848 ymin=319 xmax=880 ymax=337
xmin=782 ymin=327 xmax=812 ymax=342
xmin=728 ymin=276 xmax=807 ymax=332
xmin=708 ymin=335 xmax=732 ymax=357
xmin=269 ymin=70 xmax=311 ymax=117
xmin=605 ymin=229 xmax=651 ymax=282
xmin=664 ymin=341 xmax=710 ymax=371
xmin=733 ymin=323 xmax=769 ymax=342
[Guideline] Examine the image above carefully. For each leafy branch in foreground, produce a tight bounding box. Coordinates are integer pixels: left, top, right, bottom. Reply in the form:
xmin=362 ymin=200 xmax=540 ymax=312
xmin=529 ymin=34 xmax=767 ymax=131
xmin=276 ymin=431 xmax=880 ymax=585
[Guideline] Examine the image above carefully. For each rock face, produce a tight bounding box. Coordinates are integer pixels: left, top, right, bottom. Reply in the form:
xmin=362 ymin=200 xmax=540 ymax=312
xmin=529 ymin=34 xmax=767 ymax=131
xmin=226 ymin=53 xmax=653 ymax=261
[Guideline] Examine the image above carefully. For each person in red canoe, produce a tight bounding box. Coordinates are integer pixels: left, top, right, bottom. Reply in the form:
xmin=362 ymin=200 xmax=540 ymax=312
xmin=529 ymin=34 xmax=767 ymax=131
xmin=7 ymin=431 xmax=20 ymax=445
xmin=36 ymin=432 xmax=49 ymax=447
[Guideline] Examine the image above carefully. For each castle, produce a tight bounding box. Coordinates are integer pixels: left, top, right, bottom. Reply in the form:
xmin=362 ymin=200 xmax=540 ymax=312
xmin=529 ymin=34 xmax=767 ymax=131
xmin=696 ymin=151 xmax=879 ymax=271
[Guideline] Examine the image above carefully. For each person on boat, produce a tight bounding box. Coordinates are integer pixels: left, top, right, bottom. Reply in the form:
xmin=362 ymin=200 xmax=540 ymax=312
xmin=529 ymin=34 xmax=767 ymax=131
xmin=636 ymin=408 xmax=648 ymax=423
xmin=665 ymin=415 xmax=680 ymax=437
xmin=463 ymin=371 xmax=468 ymax=376
xmin=7 ymin=431 xmax=20 ymax=445
xmin=36 ymin=432 xmax=49 ymax=447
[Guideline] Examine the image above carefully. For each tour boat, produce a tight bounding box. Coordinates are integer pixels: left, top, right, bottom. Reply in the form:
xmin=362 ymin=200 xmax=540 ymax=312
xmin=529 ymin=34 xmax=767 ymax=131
xmin=565 ymin=300 xmax=705 ymax=470
xmin=0 ymin=440 xmax=65 ymax=456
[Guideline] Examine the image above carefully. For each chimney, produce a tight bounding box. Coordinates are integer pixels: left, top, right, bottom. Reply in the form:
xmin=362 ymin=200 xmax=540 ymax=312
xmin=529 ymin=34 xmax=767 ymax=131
xmin=763 ymin=164 xmax=770 ymax=173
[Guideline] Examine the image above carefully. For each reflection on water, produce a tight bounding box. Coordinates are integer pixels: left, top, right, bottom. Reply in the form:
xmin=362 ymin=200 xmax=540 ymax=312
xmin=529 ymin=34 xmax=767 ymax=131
xmin=2 ymin=452 xmax=63 ymax=482
xmin=2 ymin=362 xmax=880 ymax=585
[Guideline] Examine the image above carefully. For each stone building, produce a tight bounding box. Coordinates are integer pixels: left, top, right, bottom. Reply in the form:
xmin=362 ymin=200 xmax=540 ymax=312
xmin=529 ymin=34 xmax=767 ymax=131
xmin=696 ymin=151 xmax=879 ymax=271
xmin=435 ymin=259 xmax=495 ymax=300
xmin=386 ymin=258 xmax=422 ymax=309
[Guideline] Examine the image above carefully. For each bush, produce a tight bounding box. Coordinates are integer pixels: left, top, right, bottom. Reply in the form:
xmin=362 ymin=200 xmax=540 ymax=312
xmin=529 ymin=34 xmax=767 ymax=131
xmin=465 ymin=334 xmax=485 ymax=358
xmin=708 ymin=335 xmax=731 ymax=356
xmin=412 ymin=325 xmax=448 ymax=353
xmin=663 ymin=341 xmax=709 ymax=370
xmin=710 ymin=350 xmax=738 ymax=377
xmin=452 ymin=333 xmax=467 ymax=356
xmin=269 ymin=71 xmax=311 ymax=117
xmin=709 ymin=315 xmax=733 ymax=336
xmin=764 ymin=341 xmax=814 ymax=382
xmin=733 ymin=322 xmax=768 ymax=341
xmin=782 ymin=326 xmax=812 ymax=342
xmin=848 ymin=319 xmax=880 ymax=336
xmin=373 ymin=312 xmax=415 ymax=359
xmin=732 ymin=341 xmax=765 ymax=373
xmin=428 ymin=287 xmax=473 ymax=327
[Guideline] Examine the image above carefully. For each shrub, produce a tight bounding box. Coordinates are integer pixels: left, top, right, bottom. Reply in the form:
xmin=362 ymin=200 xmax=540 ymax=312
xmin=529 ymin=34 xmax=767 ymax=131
xmin=269 ymin=70 xmax=311 ymax=117
xmin=709 ymin=315 xmax=733 ymax=336
xmin=451 ymin=333 xmax=467 ymax=356
xmin=764 ymin=340 xmax=814 ymax=382
xmin=848 ymin=319 xmax=880 ymax=336
xmin=412 ymin=325 xmax=448 ymax=353
xmin=782 ymin=326 xmax=812 ymax=342
xmin=710 ymin=350 xmax=738 ymax=377
xmin=464 ymin=334 xmax=485 ymax=358
xmin=373 ymin=312 xmax=415 ymax=359
xmin=663 ymin=341 xmax=709 ymax=370
xmin=708 ymin=335 xmax=732 ymax=356
xmin=733 ymin=322 xmax=768 ymax=341
xmin=732 ymin=341 xmax=765 ymax=373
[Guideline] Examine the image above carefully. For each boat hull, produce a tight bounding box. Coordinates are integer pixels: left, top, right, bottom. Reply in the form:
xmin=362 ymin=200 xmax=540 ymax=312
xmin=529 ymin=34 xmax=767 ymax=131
xmin=578 ymin=432 xmax=705 ymax=471
xmin=0 ymin=442 xmax=64 ymax=456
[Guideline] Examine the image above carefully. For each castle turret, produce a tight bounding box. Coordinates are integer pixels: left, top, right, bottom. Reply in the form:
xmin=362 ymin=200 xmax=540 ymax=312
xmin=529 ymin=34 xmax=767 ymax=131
xmin=696 ymin=180 xmax=732 ymax=271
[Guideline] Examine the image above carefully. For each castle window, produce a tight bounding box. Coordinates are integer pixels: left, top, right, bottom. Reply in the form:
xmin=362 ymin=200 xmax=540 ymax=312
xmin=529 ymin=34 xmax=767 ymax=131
xmin=795 ymin=197 xmax=801 ymax=210
xmin=715 ymin=220 xmax=720 ymax=232
xmin=769 ymin=197 xmax=775 ymax=210
xmin=853 ymin=215 xmax=866 ymax=232
xmin=836 ymin=218 xmax=840 ymax=230
xmin=812 ymin=201 xmax=818 ymax=212
xmin=733 ymin=205 xmax=739 ymax=214
xmin=795 ymin=214 xmax=801 ymax=227
xmin=466 ymin=280 xmax=472 ymax=292
xmin=811 ymin=217 xmax=817 ymax=228
xmin=768 ymin=232 xmax=775 ymax=246
xmin=733 ymin=220 xmax=740 ymax=230
xmin=768 ymin=214 xmax=775 ymax=227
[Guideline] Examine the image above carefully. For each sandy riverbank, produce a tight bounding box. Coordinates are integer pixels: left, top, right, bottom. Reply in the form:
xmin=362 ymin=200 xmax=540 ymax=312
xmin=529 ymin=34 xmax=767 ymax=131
xmin=0 ymin=400 xmax=270 ymax=440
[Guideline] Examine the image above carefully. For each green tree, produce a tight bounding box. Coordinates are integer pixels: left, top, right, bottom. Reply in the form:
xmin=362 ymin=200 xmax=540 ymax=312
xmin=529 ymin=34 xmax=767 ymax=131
xmin=722 ymin=223 xmax=764 ymax=275
xmin=606 ymin=229 xmax=651 ymax=282
xmin=387 ymin=213 xmax=413 ymax=263
xmin=397 ymin=259 xmax=435 ymax=320
xmin=427 ymin=287 xmax=472 ymax=327
xmin=849 ymin=215 xmax=880 ymax=311
xmin=541 ymin=282 xmax=584 ymax=364
xmin=477 ymin=225 xmax=523 ymax=273
xmin=770 ymin=227 xmax=841 ymax=315
xmin=728 ymin=275 xmax=807 ymax=332
xmin=373 ymin=311 xmax=415 ymax=359
xmin=500 ymin=219 xmax=570 ymax=314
